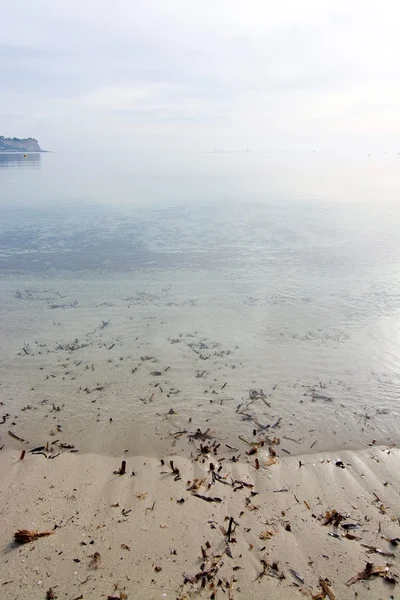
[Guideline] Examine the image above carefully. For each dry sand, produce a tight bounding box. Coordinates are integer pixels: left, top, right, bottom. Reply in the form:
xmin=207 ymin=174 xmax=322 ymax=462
xmin=1 ymin=437 xmax=400 ymax=599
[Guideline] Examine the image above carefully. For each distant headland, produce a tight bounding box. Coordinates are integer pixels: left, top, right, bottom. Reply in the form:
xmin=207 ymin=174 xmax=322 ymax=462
xmin=0 ymin=136 xmax=45 ymax=152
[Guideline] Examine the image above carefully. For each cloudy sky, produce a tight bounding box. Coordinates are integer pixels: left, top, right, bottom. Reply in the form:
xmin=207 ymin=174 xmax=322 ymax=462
xmin=1 ymin=1 xmax=399 ymax=152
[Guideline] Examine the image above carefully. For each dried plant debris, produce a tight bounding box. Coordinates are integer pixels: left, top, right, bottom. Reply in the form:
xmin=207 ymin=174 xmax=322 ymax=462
xmin=256 ymin=558 xmax=285 ymax=580
xmin=322 ymin=510 xmax=346 ymax=527
xmin=169 ymin=460 xmax=181 ymax=480
xmin=312 ymin=577 xmax=336 ymax=600
xmin=193 ymin=493 xmax=222 ymax=503
xmin=249 ymin=389 xmax=267 ymax=400
xmin=346 ymin=561 xmax=397 ymax=586
xmin=319 ymin=577 xmax=336 ymax=600
xmin=194 ymin=440 xmax=221 ymax=459
xmin=182 ymin=552 xmax=225 ymax=592
xmin=187 ymin=478 xmax=206 ymax=492
xmin=246 ymin=446 xmax=258 ymax=456
xmin=14 ymin=529 xmax=53 ymax=544
xmin=89 ymin=551 xmax=101 ymax=569
xmin=8 ymin=430 xmax=25 ymax=442
xmin=135 ymin=492 xmax=148 ymax=500
xmin=188 ymin=428 xmax=214 ymax=441
xmin=259 ymin=530 xmax=274 ymax=540
xmin=361 ymin=544 xmax=395 ymax=557
xmin=245 ymin=496 xmax=260 ymax=511
xmin=226 ymin=517 xmax=236 ymax=542
xmin=232 ymin=479 xmax=254 ymax=491
xmin=120 ymin=543 xmax=131 ymax=551
xmin=342 ymin=532 xmax=362 ymax=540
xmin=114 ymin=460 xmax=126 ymax=475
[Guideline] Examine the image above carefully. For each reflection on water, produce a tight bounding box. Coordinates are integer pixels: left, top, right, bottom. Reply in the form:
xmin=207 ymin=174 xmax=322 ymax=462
xmin=0 ymin=200 xmax=399 ymax=277
xmin=0 ymin=153 xmax=41 ymax=168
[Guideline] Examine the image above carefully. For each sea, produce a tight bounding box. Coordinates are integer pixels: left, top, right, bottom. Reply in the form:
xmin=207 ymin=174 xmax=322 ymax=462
xmin=1 ymin=150 xmax=400 ymax=455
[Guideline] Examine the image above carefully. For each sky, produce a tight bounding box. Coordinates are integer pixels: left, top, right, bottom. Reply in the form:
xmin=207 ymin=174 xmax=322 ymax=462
xmin=1 ymin=0 xmax=400 ymax=153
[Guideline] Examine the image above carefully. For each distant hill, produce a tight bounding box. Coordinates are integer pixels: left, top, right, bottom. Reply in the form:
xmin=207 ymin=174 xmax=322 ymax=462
xmin=0 ymin=136 xmax=43 ymax=152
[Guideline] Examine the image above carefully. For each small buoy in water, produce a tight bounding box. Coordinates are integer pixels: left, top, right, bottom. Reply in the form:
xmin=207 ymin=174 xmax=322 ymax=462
xmin=23 ymin=154 xmax=27 ymax=158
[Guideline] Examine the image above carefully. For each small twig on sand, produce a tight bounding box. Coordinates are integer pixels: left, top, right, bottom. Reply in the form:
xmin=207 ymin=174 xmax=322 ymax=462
xmin=193 ymin=493 xmax=222 ymax=503
xmin=8 ymin=431 xmax=25 ymax=442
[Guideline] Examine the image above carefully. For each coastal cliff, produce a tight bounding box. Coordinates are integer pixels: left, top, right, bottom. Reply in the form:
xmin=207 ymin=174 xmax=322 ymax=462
xmin=0 ymin=136 xmax=43 ymax=152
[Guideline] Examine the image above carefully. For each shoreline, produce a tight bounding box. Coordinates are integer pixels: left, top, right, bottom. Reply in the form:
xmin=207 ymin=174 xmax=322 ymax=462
xmin=0 ymin=273 xmax=399 ymax=598
xmin=0 ymin=276 xmax=398 ymax=460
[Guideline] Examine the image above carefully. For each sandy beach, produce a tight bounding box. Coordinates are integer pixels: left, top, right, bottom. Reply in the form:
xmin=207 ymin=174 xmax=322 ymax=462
xmin=1 ymin=444 xmax=399 ymax=600
xmin=1 ymin=276 xmax=399 ymax=600
xmin=2 ymin=1 xmax=400 ymax=594
xmin=0 ymin=258 xmax=399 ymax=600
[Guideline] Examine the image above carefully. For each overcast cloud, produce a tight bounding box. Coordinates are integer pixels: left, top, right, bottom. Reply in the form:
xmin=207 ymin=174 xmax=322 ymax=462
xmin=1 ymin=0 xmax=399 ymax=152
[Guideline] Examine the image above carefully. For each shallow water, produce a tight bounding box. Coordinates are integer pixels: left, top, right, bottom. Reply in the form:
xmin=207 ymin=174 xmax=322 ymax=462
xmin=1 ymin=151 xmax=400 ymax=454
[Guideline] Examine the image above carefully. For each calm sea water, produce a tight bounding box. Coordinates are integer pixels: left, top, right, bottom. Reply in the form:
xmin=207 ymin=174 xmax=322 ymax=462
xmin=1 ymin=150 xmax=400 ymax=452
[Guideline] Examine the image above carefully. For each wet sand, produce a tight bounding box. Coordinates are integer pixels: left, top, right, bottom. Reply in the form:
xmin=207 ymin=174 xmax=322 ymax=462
xmin=0 ymin=278 xmax=398 ymax=457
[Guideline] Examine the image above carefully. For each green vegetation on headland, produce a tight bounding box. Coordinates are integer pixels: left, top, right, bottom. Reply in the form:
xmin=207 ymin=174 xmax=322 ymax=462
xmin=0 ymin=136 xmax=44 ymax=152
